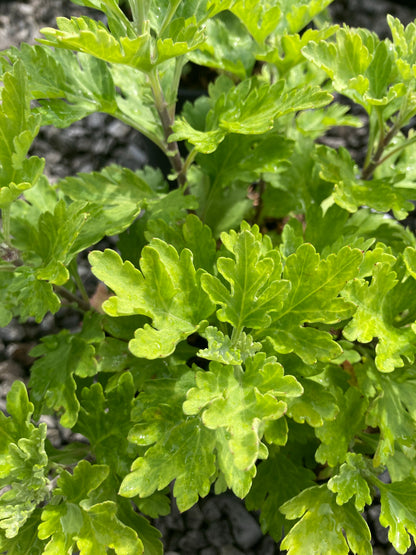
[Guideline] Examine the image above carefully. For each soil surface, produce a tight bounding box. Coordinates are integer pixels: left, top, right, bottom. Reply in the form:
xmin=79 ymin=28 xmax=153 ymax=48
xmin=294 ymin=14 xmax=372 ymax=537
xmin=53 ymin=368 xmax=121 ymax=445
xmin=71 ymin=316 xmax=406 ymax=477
xmin=0 ymin=1 xmax=416 ymax=554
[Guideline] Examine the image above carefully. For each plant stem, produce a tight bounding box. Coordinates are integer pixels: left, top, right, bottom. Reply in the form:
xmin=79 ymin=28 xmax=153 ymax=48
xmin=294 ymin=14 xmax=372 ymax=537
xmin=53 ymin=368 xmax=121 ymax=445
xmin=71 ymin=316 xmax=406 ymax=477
xmin=54 ymin=285 xmax=91 ymax=312
xmin=361 ymin=122 xmax=398 ymax=180
xmin=69 ymin=259 xmax=89 ymax=305
xmin=148 ymin=69 xmax=187 ymax=187
xmin=2 ymin=207 xmax=11 ymax=246
xmin=129 ymin=0 xmax=146 ymax=35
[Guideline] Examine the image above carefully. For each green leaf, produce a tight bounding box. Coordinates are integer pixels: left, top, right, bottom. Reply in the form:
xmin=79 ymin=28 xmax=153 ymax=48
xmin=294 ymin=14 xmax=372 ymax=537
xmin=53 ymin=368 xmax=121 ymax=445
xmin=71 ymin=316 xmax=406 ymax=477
xmin=259 ymin=26 xmax=338 ymax=74
xmin=0 ymin=509 xmax=45 ymax=554
xmin=0 ymin=60 xmax=43 ymax=207
xmin=29 ymin=325 xmax=98 ymax=428
xmin=74 ymin=373 xmax=137 ymax=477
xmin=0 ymin=382 xmax=49 ymax=539
xmin=342 ymin=263 xmax=416 ymax=372
xmin=358 ymin=363 xmax=416 ymax=466
xmin=146 ymin=213 xmax=217 ymax=273
xmin=315 ymin=387 xmax=369 ymax=466
xmin=286 ymin=378 xmax=338 ymax=427
xmin=89 ymin=240 xmax=215 ymax=359
xmin=2 ymin=44 xmax=117 ymax=128
xmin=171 ymin=76 xmax=331 ymax=153
xmin=245 ymin=448 xmax=315 ymax=542
xmin=378 ymin=479 xmax=416 ymax=554
xmin=201 ymin=222 xmax=290 ymax=332
xmin=280 ymin=485 xmax=372 ymax=555
xmin=265 ymin=244 xmax=362 ymax=364
xmin=183 ymin=353 xmax=302 ymax=470
xmin=40 ymin=15 xmax=204 ymax=71
xmin=7 ymin=268 xmax=61 ymax=322
xmin=38 ymin=460 xmax=143 ymax=555
xmin=119 ymin=371 xmax=217 ymax=511
xmin=317 ymin=145 xmax=416 ymax=219
xmin=328 ymin=453 xmax=373 ymax=512
xmin=228 ymin=0 xmax=281 ymax=44
xmin=189 ymin=13 xmax=255 ymax=79
xmin=302 ymin=27 xmax=399 ymax=111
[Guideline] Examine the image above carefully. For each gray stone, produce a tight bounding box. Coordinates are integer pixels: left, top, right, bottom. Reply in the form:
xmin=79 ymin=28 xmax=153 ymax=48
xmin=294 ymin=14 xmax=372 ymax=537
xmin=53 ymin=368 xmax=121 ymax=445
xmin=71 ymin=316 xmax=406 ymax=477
xmin=200 ymin=548 xmax=218 ymax=555
xmin=201 ymin=497 xmax=222 ymax=522
xmin=184 ymin=503 xmax=205 ymax=530
xmin=216 ymin=495 xmax=263 ymax=550
xmin=219 ymin=546 xmax=245 ymax=555
xmin=178 ymin=529 xmax=208 ymax=551
xmin=205 ymin=520 xmax=234 ymax=548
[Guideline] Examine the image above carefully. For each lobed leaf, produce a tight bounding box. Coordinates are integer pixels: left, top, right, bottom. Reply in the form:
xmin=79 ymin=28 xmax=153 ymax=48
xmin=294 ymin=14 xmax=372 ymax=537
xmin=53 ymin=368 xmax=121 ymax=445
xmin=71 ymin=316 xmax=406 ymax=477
xmin=342 ymin=263 xmax=416 ymax=372
xmin=201 ymin=222 xmax=290 ymax=331
xmin=38 ymin=460 xmax=144 ymax=555
xmin=89 ymin=239 xmax=215 ymax=359
xmin=265 ymin=243 xmax=362 ymax=364
xmin=280 ymin=485 xmax=372 ymax=555
xmin=0 ymin=382 xmax=49 ymax=539
xmin=183 ymin=353 xmax=302 ymax=470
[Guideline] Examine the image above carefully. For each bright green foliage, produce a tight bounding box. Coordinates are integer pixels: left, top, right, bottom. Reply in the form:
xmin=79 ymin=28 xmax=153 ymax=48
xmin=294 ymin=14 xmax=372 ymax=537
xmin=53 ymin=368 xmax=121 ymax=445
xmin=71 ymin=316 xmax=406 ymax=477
xmin=0 ymin=60 xmax=43 ymax=208
xmin=265 ymin=244 xmax=362 ymax=364
xmin=201 ymin=223 xmax=290 ymax=332
xmin=89 ymin=240 xmax=215 ymax=358
xmin=38 ymin=460 xmax=144 ymax=554
xmin=343 ymin=262 xmax=416 ymax=372
xmin=317 ymin=145 xmax=416 ymax=219
xmin=171 ymin=76 xmax=331 ymax=153
xmin=119 ymin=371 xmax=217 ymax=511
xmin=280 ymin=485 xmax=372 ymax=555
xmin=74 ymin=373 xmax=137 ymax=477
xmin=2 ymin=0 xmax=416 ymax=553
xmin=0 ymin=44 xmax=118 ymax=128
xmin=40 ymin=16 xmax=204 ymax=71
xmin=376 ymin=479 xmax=416 ymax=554
xmin=315 ymin=387 xmax=368 ymax=466
xmin=357 ymin=362 xmax=416 ymax=467
xmin=0 ymin=382 xmax=49 ymax=540
xmin=327 ymin=453 xmax=373 ymax=511
xmin=28 ymin=317 xmax=102 ymax=428
xmin=183 ymin=353 xmax=303 ymax=470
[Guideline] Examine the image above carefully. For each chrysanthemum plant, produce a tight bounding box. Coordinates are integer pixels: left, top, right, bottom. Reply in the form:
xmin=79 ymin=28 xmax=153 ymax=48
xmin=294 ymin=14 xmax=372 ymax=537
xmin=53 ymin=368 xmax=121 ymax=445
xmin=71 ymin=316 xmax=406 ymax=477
xmin=2 ymin=0 xmax=416 ymax=553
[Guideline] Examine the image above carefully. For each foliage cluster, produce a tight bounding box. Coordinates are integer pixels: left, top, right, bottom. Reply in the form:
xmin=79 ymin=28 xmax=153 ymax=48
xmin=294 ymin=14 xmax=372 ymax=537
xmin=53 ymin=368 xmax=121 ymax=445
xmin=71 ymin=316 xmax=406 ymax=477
xmin=2 ymin=0 xmax=416 ymax=553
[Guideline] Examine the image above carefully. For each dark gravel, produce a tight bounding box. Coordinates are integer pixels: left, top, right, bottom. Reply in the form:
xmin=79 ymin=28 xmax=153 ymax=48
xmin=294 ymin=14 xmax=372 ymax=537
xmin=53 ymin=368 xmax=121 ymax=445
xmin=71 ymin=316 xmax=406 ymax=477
xmin=0 ymin=1 xmax=416 ymax=554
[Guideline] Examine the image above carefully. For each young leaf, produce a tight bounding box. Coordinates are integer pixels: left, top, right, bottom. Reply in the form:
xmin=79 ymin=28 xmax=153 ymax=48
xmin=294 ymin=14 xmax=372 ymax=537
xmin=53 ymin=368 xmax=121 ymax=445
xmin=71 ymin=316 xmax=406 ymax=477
xmin=378 ymin=479 xmax=416 ymax=554
xmin=280 ymin=485 xmax=372 ymax=555
xmin=201 ymin=223 xmax=290 ymax=332
xmin=189 ymin=13 xmax=255 ymax=79
xmin=29 ymin=327 xmax=98 ymax=428
xmin=0 ymin=382 xmax=49 ymax=539
xmin=328 ymin=453 xmax=373 ymax=512
xmin=119 ymin=371 xmax=217 ymax=511
xmin=265 ymin=244 xmax=362 ymax=364
xmin=74 ymin=373 xmax=137 ymax=477
xmin=1 ymin=44 xmax=117 ymax=128
xmin=183 ymin=353 xmax=302 ymax=470
xmin=342 ymin=263 xmax=416 ymax=372
xmin=38 ymin=460 xmax=143 ymax=554
xmin=171 ymin=76 xmax=331 ymax=153
xmin=315 ymin=387 xmax=369 ymax=466
xmin=317 ymin=145 xmax=416 ymax=219
xmin=89 ymin=240 xmax=215 ymax=359
xmin=0 ymin=509 xmax=45 ymax=554
xmin=0 ymin=60 xmax=43 ymax=207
